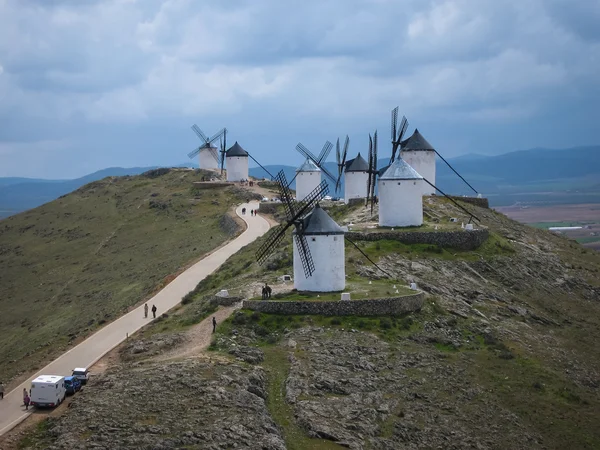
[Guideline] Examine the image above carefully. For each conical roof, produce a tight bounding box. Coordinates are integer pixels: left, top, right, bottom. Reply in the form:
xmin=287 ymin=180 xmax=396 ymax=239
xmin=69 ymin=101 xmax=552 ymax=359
xmin=379 ymin=157 xmax=423 ymax=180
xmin=400 ymin=129 xmax=435 ymax=151
xmin=294 ymin=204 xmax=345 ymax=236
xmin=344 ymin=152 xmax=369 ymax=173
xmin=226 ymin=141 xmax=248 ymax=157
xmin=296 ymin=158 xmax=321 ymax=173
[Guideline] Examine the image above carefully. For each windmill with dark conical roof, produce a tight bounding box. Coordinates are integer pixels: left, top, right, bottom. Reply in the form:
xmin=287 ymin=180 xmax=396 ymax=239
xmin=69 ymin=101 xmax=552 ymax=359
xmin=224 ymin=140 xmax=275 ymax=182
xmin=257 ymin=171 xmax=346 ymax=292
xmin=399 ymin=128 xmax=437 ymax=195
xmin=344 ymin=151 xmax=369 ymax=204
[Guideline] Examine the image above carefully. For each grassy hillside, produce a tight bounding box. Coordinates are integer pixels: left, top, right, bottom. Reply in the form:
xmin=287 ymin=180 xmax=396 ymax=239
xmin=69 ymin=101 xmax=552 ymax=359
xmin=24 ymin=196 xmax=600 ymax=450
xmin=0 ymin=168 xmax=248 ymax=385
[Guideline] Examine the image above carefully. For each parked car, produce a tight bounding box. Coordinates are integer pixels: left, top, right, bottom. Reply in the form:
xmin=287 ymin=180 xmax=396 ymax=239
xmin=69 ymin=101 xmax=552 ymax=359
xmin=30 ymin=375 xmax=66 ymax=408
xmin=261 ymin=197 xmax=269 ymax=202
xmin=72 ymin=367 xmax=90 ymax=385
xmin=64 ymin=376 xmax=82 ymax=395
xmin=323 ymin=195 xmax=333 ymax=201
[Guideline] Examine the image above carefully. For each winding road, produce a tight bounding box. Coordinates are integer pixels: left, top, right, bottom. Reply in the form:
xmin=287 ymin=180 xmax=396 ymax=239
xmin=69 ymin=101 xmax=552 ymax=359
xmin=0 ymin=202 xmax=270 ymax=436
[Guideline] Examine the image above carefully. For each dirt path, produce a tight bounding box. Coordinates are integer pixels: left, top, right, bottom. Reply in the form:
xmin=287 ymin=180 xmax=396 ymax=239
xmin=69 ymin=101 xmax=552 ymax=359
xmin=156 ymin=305 xmax=241 ymax=361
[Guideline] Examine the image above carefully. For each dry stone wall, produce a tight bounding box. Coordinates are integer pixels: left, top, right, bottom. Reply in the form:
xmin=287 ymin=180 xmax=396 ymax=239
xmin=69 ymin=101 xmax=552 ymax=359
xmin=243 ymin=293 xmax=424 ymax=316
xmin=447 ymin=196 xmax=490 ymax=209
xmin=346 ymin=229 xmax=488 ymax=250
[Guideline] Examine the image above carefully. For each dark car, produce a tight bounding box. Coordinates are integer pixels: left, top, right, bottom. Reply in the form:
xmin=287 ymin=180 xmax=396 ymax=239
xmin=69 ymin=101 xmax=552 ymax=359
xmin=64 ymin=376 xmax=82 ymax=395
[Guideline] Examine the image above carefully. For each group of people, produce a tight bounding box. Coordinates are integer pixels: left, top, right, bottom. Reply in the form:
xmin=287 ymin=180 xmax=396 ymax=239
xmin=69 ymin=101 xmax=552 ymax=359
xmin=241 ymin=208 xmax=258 ymax=216
xmin=144 ymin=303 xmax=157 ymax=319
xmin=0 ymin=384 xmax=31 ymax=409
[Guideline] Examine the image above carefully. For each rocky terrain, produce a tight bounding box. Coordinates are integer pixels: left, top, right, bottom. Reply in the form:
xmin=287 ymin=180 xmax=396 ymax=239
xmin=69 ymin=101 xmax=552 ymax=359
xmin=14 ymin=197 xmax=600 ymax=449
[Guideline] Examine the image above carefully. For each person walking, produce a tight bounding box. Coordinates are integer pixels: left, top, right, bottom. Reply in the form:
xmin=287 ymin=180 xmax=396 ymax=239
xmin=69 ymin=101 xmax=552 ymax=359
xmin=22 ymin=388 xmax=28 ymax=404
xmin=0 ymin=381 xmax=5 ymax=399
xmin=24 ymin=393 xmax=30 ymax=410
xmin=212 ymin=316 xmax=217 ymax=333
xmin=151 ymin=304 xmax=157 ymax=319
xmin=144 ymin=303 xmax=148 ymax=318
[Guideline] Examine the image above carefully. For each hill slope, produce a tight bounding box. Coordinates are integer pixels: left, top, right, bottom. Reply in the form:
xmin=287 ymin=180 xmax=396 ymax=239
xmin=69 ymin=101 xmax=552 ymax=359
xmin=0 ymin=168 xmax=250 ymax=385
xmin=18 ymin=197 xmax=600 ymax=450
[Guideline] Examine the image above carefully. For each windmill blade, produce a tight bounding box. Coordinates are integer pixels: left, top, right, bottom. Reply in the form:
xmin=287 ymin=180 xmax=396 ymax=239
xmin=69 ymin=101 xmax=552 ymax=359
xmin=275 ymin=170 xmax=297 ymax=220
xmin=336 ymin=138 xmax=341 ymax=167
xmin=293 ymin=181 xmax=329 ymax=223
xmin=391 ymin=106 xmax=398 ymax=142
xmin=256 ymin=224 xmax=293 ymax=265
xmin=296 ymin=143 xmax=320 ymax=164
xmin=335 ymin=136 xmax=349 ymax=193
xmin=207 ymin=128 xmax=226 ymax=144
xmin=294 ymin=233 xmax=316 ymax=278
xmin=317 ymin=141 xmax=333 ymax=165
xmin=220 ymin=130 xmax=227 ymax=175
xmin=248 ymin=152 xmax=275 ymax=180
xmin=296 ymin=142 xmax=336 ymax=184
xmin=398 ymin=116 xmax=409 ymax=142
xmin=187 ymin=147 xmax=201 ymax=159
xmin=191 ymin=125 xmax=209 ymax=143
xmin=366 ymin=134 xmax=374 ymax=208
xmin=209 ymin=147 xmax=219 ymax=163
xmin=370 ymin=131 xmax=378 ymax=214
xmin=391 ymin=115 xmax=408 ymax=164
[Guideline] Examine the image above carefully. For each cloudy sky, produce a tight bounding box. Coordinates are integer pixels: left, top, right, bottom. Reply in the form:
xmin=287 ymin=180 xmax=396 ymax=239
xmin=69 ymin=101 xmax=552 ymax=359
xmin=0 ymin=0 xmax=599 ymax=178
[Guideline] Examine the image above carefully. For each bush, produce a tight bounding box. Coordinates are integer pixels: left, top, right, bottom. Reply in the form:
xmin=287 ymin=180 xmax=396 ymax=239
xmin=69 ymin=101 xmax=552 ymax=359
xmin=254 ymin=325 xmax=270 ymax=337
xmin=330 ymin=318 xmax=342 ymax=326
xmin=250 ymin=312 xmax=261 ymax=322
xmin=379 ymin=318 xmax=392 ymax=330
xmin=232 ymin=312 xmax=248 ymax=325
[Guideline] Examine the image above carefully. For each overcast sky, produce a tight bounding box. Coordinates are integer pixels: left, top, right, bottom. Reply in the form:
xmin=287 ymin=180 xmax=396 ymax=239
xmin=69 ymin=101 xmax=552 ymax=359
xmin=1 ymin=0 xmax=599 ymax=178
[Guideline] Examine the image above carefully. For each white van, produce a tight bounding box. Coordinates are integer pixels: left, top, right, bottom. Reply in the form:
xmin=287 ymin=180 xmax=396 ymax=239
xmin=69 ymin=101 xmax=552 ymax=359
xmin=30 ymin=375 xmax=66 ymax=408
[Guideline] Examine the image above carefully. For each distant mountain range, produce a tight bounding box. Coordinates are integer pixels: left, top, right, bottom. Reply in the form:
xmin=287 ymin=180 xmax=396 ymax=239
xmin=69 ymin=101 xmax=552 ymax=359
xmin=1 ymin=146 xmax=599 ymax=218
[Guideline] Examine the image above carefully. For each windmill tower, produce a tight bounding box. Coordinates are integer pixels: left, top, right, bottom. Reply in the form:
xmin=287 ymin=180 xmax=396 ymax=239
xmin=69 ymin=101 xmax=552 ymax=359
xmin=225 ymin=142 xmax=249 ymax=182
xmin=295 ymin=159 xmax=321 ymax=201
xmin=400 ymin=129 xmax=436 ymax=195
xmin=292 ymin=204 xmax=345 ymax=291
xmin=187 ymin=126 xmax=226 ymax=170
xmin=257 ymin=171 xmax=345 ymax=292
xmin=344 ymin=152 xmax=369 ymax=203
xmin=378 ymin=158 xmax=424 ymax=227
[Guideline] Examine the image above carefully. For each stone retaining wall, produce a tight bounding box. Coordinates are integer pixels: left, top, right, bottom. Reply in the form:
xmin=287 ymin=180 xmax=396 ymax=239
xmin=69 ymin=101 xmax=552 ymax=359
xmin=209 ymin=296 xmax=244 ymax=307
xmin=243 ymin=293 xmax=424 ymax=316
xmin=447 ymin=196 xmax=489 ymax=209
xmin=192 ymin=182 xmax=233 ymax=190
xmin=346 ymin=229 xmax=488 ymax=250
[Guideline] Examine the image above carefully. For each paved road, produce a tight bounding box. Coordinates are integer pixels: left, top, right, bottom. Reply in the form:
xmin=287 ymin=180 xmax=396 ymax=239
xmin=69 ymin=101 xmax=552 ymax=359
xmin=0 ymin=202 xmax=270 ymax=435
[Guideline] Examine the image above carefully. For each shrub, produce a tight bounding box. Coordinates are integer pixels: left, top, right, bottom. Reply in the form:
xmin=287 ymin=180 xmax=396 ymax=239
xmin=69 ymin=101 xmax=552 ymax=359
xmin=232 ymin=312 xmax=248 ymax=325
xmin=330 ymin=318 xmax=342 ymax=326
xmin=250 ymin=312 xmax=261 ymax=322
xmin=379 ymin=318 xmax=392 ymax=330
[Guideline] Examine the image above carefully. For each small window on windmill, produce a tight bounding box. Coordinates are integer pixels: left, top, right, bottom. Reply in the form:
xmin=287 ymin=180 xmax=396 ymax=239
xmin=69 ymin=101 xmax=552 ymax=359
xmin=413 ymin=182 xmax=416 ymax=185
xmin=397 ymin=182 xmax=401 ymax=185
xmin=311 ymin=237 xmax=316 ymax=242
xmin=382 ymin=182 xmax=386 ymax=185
xmin=333 ymin=236 xmax=337 ymax=241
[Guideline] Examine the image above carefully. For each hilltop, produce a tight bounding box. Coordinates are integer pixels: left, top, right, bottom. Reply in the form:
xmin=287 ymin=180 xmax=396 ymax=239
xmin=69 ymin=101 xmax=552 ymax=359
xmin=13 ymin=195 xmax=600 ymax=450
xmin=0 ymin=168 xmax=257 ymax=387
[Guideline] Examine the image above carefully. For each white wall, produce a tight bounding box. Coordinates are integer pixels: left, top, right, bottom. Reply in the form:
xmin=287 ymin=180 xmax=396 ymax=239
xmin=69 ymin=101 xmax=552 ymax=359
xmin=199 ymin=148 xmax=220 ymax=170
xmin=226 ymin=156 xmax=249 ymax=181
xmin=293 ymin=234 xmax=345 ymax=292
xmin=344 ymin=171 xmax=369 ymax=203
xmin=296 ymin=171 xmax=321 ymax=201
xmin=400 ymin=150 xmax=435 ymax=195
xmin=378 ymin=179 xmax=424 ymax=227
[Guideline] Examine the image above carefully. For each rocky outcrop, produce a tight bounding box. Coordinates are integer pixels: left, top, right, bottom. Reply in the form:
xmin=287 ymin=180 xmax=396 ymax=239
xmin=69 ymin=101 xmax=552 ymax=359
xmin=243 ymin=294 xmax=424 ymax=316
xmin=39 ymin=359 xmax=285 ymax=450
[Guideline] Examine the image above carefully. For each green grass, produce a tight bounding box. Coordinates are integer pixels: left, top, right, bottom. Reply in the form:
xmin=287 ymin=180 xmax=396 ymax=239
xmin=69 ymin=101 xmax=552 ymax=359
xmin=17 ymin=418 xmax=53 ymax=449
xmin=262 ymin=347 xmax=346 ymax=449
xmin=251 ymin=279 xmax=415 ymax=301
xmin=0 ymin=169 xmax=246 ymax=384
